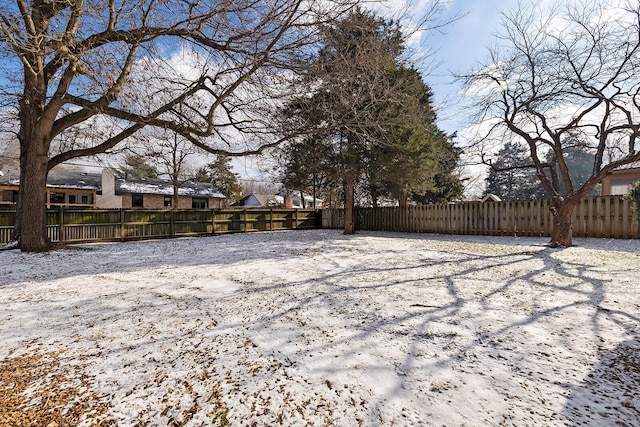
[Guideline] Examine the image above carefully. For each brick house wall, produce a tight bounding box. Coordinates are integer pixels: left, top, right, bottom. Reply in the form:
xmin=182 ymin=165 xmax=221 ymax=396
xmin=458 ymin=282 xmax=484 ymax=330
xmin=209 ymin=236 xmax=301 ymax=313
xmin=121 ymin=193 xmax=166 ymax=209
xmin=1 ymin=188 xmax=13 ymax=203
xmin=120 ymin=193 xmax=132 ymax=208
xmin=121 ymin=193 xmax=225 ymax=209
xmin=209 ymin=197 xmax=224 ymax=209
xmin=143 ymin=194 xmax=166 ymax=209
xmin=177 ymin=197 xmax=192 ymax=209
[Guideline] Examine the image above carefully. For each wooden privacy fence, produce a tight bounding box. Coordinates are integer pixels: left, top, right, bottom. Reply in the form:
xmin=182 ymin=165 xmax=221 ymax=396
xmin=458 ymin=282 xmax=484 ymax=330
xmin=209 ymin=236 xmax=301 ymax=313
xmin=0 ymin=208 xmax=322 ymax=245
xmin=324 ymin=196 xmax=639 ymax=239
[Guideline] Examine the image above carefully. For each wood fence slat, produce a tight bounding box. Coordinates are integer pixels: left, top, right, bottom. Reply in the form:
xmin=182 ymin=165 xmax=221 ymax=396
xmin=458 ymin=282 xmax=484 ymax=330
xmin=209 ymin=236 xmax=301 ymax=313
xmin=622 ymin=199 xmax=630 ymax=238
xmin=0 ymin=208 xmax=323 ymax=244
xmin=307 ymin=196 xmax=639 ymax=241
xmin=8 ymin=199 xmax=636 ymax=244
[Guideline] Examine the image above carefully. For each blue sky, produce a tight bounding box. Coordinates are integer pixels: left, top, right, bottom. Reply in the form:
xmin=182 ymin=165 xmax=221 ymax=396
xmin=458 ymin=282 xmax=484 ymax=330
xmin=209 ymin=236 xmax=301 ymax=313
xmin=0 ymin=0 xmax=521 ymax=184
xmin=414 ymin=0 xmax=512 ymax=136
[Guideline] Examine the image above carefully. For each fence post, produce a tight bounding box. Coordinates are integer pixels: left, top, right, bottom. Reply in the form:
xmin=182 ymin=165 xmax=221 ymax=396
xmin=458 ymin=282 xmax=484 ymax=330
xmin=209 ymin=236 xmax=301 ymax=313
xmin=120 ymin=209 xmax=125 ymax=242
xmin=270 ymin=208 xmax=274 ymax=231
xmin=58 ymin=205 xmax=65 ymax=244
xmin=170 ymin=209 xmax=175 ymax=237
xmin=243 ymin=209 xmax=247 ymax=233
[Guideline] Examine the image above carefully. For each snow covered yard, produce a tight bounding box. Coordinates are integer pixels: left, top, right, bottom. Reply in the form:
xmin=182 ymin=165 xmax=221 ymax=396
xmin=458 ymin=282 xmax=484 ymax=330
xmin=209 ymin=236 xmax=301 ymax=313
xmin=1 ymin=230 xmax=639 ymax=426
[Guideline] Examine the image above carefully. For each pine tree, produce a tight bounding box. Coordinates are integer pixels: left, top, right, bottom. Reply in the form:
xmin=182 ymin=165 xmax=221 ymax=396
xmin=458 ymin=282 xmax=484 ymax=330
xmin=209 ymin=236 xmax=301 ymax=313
xmin=203 ymin=155 xmax=243 ymax=203
xmin=279 ymin=138 xmax=337 ymax=208
xmin=412 ymin=140 xmax=463 ymax=204
xmin=364 ymin=68 xmax=462 ymax=206
xmin=280 ymin=8 xmax=460 ymax=227
xmin=119 ymin=154 xmax=158 ymax=179
xmin=544 ymin=137 xmax=596 ymax=197
xmin=484 ymin=142 xmax=544 ymax=200
xmin=484 ymin=139 xmax=597 ymax=200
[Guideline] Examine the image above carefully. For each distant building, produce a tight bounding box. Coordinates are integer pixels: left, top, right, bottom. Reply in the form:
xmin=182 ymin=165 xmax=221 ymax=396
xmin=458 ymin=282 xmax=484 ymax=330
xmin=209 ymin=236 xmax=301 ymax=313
xmin=232 ymin=193 xmax=283 ymax=208
xmin=0 ymin=168 xmax=226 ymax=209
xmin=232 ymin=192 xmax=322 ymax=208
xmin=98 ymin=169 xmax=225 ymax=209
xmin=601 ymin=164 xmax=640 ymax=196
xmin=1 ymin=169 xmax=100 ymax=208
xmin=480 ymin=194 xmax=502 ymax=202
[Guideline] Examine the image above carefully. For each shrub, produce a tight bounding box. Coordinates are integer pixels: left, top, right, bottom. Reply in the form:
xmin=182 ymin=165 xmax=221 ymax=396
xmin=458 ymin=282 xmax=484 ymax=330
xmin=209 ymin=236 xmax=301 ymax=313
xmin=625 ymin=181 xmax=640 ymax=219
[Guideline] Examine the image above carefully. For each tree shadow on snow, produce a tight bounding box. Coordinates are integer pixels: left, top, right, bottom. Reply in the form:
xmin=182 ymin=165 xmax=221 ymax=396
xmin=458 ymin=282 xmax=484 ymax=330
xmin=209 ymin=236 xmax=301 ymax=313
xmin=232 ymin=235 xmax=640 ymax=424
xmin=0 ymin=229 xmax=355 ymax=286
xmin=2 ymin=228 xmax=640 ymax=425
xmin=562 ymin=338 xmax=640 ymax=426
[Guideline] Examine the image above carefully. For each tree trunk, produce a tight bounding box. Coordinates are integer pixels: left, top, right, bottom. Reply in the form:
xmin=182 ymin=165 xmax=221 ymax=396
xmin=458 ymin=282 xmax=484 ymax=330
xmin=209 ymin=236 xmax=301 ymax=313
xmin=16 ymin=88 xmax=52 ymax=252
xmin=398 ymin=193 xmax=408 ymax=209
xmin=371 ymin=189 xmax=379 ymax=208
xmin=173 ymin=180 xmax=180 ymax=209
xmin=312 ymin=176 xmax=317 ymax=208
xmin=549 ymin=197 xmax=577 ymax=247
xmin=16 ymin=137 xmax=51 ymax=252
xmin=344 ymin=176 xmax=355 ymax=234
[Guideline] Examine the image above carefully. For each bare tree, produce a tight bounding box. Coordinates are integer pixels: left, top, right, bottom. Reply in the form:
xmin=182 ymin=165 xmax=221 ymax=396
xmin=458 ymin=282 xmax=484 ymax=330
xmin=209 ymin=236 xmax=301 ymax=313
xmin=462 ymin=1 xmax=640 ymax=247
xmin=0 ymin=0 xmax=353 ymax=251
xmin=143 ymin=132 xmax=202 ymax=209
xmin=238 ymin=179 xmax=280 ymax=197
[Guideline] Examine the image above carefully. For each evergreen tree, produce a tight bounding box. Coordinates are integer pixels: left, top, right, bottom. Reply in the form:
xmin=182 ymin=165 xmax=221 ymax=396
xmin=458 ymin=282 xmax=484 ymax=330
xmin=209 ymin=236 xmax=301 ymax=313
xmin=413 ymin=141 xmax=464 ymax=204
xmin=363 ymin=68 xmax=463 ymax=206
xmin=279 ymin=138 xmax=337 ymax=208
xmin=202 ymin=155 xmax=243 ymax=202
xmin=119 ymin=154 xmax=158 ymax=179
xmin=280 ymin=8 xmax=459 ymax=226
xmin=366 ymin=127 xmax=440 ymax=207
xmin=485 ymin=139 xmax=597 ymax=200
xmin=280 ymin=8 xmax=408 ymax=231
xmin=193 ymin=168 xmax=210 ymax=183
xmin=544 ymin=137 xmax=596 ymax=197
xmin=484 ymin=142 xmax=545 ymax=200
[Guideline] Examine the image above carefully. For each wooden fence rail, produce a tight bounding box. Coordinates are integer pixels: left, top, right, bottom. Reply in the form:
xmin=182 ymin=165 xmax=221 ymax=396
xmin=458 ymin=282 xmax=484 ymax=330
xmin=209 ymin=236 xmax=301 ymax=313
xmin=0 ymin=208 xmax=322 ymax=245
xmin=323 ymin=196 xmax=639 ymax=239
xmin=3 ymin=197 xmax=637 ymax=245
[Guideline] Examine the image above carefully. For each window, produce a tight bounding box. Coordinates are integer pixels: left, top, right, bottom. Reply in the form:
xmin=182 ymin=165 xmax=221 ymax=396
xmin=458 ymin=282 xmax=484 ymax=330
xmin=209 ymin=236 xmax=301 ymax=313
xmin=81 ymin=195 xmax=90 ymax=205
xmin=50 ymin=192 xmax=65 ymax=204
xmin=164 ymin=196 xmax=172 ymax=208
xmin=192 ymin=198 xmax=208 ymax=209
xmin=68 ymin=195 xmax=77 ymax=204
xmin=132 ymin=194 xmax=144 ymax=208
xmin=610 ymin=178 xmax=639 ymax=195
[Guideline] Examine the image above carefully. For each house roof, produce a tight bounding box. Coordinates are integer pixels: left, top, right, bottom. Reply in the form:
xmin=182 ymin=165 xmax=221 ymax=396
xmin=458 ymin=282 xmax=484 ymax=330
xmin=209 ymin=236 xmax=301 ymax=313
xmin=276 ymin=190 xmax=322 ymax=206
xmin=47 ymin=169 xmax=103 ymax=191
xmin=114 ymin=173 xmax=225 ymax=198
xmin=232 ymin=193 xmax=280 ymax=207
xmin=481 ymin=193 xmax=502 ymax=202
xmin=612 ymin=161 xmax=640 ymax=171
xmin=0 ymin=168 xmax=103 ymax=191
xmin=1 ymin=167 xmax=225 ymax=199
xmin=232 ymin=192 xmax=323 ymax=208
